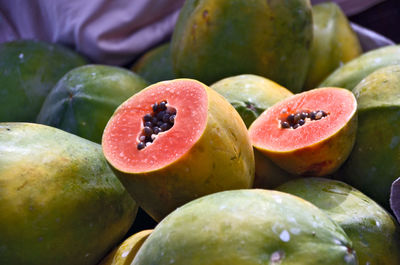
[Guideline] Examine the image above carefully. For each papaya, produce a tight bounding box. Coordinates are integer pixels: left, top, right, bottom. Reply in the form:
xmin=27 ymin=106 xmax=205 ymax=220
xmin=171 ymin=0 xmax=313 ymax=92
xmin=303 ymin=2 xmax=362 ymax=90
xmin=210 ymin=74 xmax=293 ymax=128
xmin=0 ymin=123 xmax=137 ymax=265
xmin=99 ymin=230 xmax=152 ymax=265
xmin=132 ymin=189 xmax=357 ymax=264
xmin=102 ymin=79 xmax=255 ymax=221
xmin=319 ymin=44 xmax=400 ymax=90
xmin=0 ymin=40 xmax=87 ymax=122
xmin=36 ymin=64 xmax=148 ymax=144
xmin=277 ymin=177 xmax=400 ymax=265
xmin=249 ymin=87 xmax=357 ymax=176
xmin=340 ymin=65 xmax=400 ymax=210
xmin=131 ymin=43 xmax=175 ymax=84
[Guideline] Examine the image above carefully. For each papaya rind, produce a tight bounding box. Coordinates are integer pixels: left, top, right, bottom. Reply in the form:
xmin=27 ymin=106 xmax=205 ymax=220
xmin=103 ymin=79 xmax=255 ymax=222
xmin=132 ymin=189 xmax=357 ymax=265
xmin=0 ymin=123 xmax=137 ymax=265
xmin=319 ymin=44 xmax=400 ymax=90
xmin=277 ymin=177 xmax=400 ymax=265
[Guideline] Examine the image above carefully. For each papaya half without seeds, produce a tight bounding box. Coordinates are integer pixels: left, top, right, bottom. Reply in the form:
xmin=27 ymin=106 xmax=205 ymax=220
xmin=171 ymin=0 xmax=313 ymax=92
xmin=0 ymin=123 xmax=137 ymax=265
xmin=249 ymin=87 xmax=357 ymax=176
xmin=102 ymin=79 xmax=255 ymax=222
xmin=132 ymin=189 xmax=357 ymax=265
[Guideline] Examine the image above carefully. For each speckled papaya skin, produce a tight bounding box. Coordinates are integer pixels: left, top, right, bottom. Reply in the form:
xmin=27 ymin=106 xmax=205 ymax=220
xmin=319 ymin=45 xmax=400 ymax=90
xmin=277 ymin=177 xmax=400 ymax=265
xmin=341 ymin=65 xmax=400 ymax=210
xmin=171 ymin=0 xmax=313 ymax=92
xmin=0 ymin=40 xmax=87 ymax=122
xmin=132 ymin=189 xmax=357 ymax=265
xmin=304 ymin=2 xmax=362 ymax=90
xmin=132 ymin=43 xmax=175 ymax=84
xmin=0 ymin=123 xmax=137 ymax=265
xmin=104 ymin=79 xmax=255 ymax=222
xmin=36 ymin=65 xmax=148 ymax=144
xmin=210 ymin=74 xmax=293 ymax=128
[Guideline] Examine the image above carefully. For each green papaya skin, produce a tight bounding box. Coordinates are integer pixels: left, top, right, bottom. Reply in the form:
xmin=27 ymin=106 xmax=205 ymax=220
xmin=210 ymin=74 xmax=293 ymax=128
xmin=277 ymin=177 xmax=400 ymax=265
xmin=0 ymin=40 xmax=87 ymax=122
xmin=304 ymin=2 xmax=362 ymax=90
xmin=131 ymin=43 xmax=175 ymax=84
xmin=319 ymin=45 xmax=400 ymax=90
xmin=36 ymin=64 xmax=148 ymax=143
xmin=132 ymin=189 xmax=357 ymax=265
xmin=171 ymin=0 xmax=313 ymax=92
xmin=0 ymin=123 xmax=137 ymax=265
xmin=340 ymin=65 xmax=400 ymax=210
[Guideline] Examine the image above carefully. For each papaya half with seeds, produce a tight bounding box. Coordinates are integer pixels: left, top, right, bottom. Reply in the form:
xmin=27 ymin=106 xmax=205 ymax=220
xmin=0 ymin=123 xmax=137 ymax=265
xmin=210 ymin=74 xmax=293 ymax=128
xmin=0 ymin=40 xmax=87 ymax=122
xmin=131 ymin=43 xmax=175 ymax=84
xmin=303 ymin=2 xmax=362 ymax=90
xmin=132 ymin=189 xmax=357 ymax=265
xmin=319 ymin=44 xmax=400 ymax=90
xmin=102 ymin=79 xmax=255 ymax=222
xmin=171 ymin=0 xmax=313 ymax=92
xmin=277 ymin=177 xmax=400 ymax=265
xmin=249 ymin=87 xmax=357 ymax=176
xmin=36 ymin=64 xmax=148 ymax=144
xmin=340 ymin=65 xmax=400 ymax=210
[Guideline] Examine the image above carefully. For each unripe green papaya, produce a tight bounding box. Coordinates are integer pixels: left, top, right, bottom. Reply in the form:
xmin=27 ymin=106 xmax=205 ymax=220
xmin=132 ymin=189 xmax=357 ymax=265
xmin=319 ymin=45 xmax=400 ymax=90
xmin=171 ymin=0 xmax=313 ymax=92
xmin=304 ymin=2 xmax=362 ymax=90
xmin=0 ymin=123 xmax=137 ymax=265
xmin=340 ymin=65 xmax=400 ymax=210
xmin=36 ymin=65 xmax=148 ymax=144
xmin=277 ymin=177 xmax=400 ymax=265
xmin=131 ymin=43 xmax=175 ymax=84
xmin=0 ymin=40 xmax=87 ymax=122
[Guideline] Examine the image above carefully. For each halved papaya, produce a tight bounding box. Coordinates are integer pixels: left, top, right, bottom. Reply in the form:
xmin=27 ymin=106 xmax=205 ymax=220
xmin=102 ymin=78 xmax=255 ymax=221
xmin=248 ymin=87 xmax=357 ymax=176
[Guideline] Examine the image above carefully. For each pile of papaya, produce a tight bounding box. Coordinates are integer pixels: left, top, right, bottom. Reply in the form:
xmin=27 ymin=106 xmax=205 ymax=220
xmin=1 ymin=1 xmax=400 ymax=264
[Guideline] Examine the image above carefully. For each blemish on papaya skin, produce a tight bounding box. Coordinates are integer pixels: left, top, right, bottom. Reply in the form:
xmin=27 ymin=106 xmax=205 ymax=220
xmin=202 ymin=10 xmax=209 ymax=18
xmin=302 ymin=160 xmax=332 ymax=176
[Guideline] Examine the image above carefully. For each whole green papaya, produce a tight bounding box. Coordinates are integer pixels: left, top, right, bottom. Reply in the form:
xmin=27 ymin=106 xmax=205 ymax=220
xmin=278 ymin=177 xmax=400 ymax=265
xmin=0 ymin=123 xmax=137 ymax=265
xmin=132 ymin=189 xmax=357 ymax=265
xmin=37 ymin=64 xmax=148 ymax=143
xmin=171 ymin=0 xmax=313 ymax=92
xmin=0 ymin=40 xmax=87 ymax=122
xmin=340 ymin=65 xmax=400 ymax=210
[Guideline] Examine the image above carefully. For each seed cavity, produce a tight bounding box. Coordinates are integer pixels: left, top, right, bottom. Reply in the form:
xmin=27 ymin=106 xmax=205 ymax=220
xmin=280 ymin=110 xmax=328 ymax=129
xmin=137 ymin=100 xmax=176 ymax=150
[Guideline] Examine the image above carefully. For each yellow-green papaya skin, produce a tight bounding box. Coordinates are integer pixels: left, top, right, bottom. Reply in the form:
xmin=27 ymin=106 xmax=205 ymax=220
xmin=0 ymin=40 xmax=87 ymax=122
xmin=131 ymin=43 xmax=175 ymax=84
xmin=340 ymin=65 xmax=400 ymax=210
xmin=99 ymin=230 xmax=152 ymax=265
xmin=210 ymin=74 xmax=293 ymax=128
xmin=132 ymin=189 xmax=357 ymax=265
xmin=319 ymin=45 xmax=400 ymax=90
xmin=171 ymin=0 xmax=313 ymax=92
xmin=36 ymin=64 xmax=148 ymax=144
xmin=105 ymin=79 xmax=255 ymax=222
xmin=304 ymin=2 xmax=362 ymax=90
xmin=0 ymin=123 xmax=137 ymax=265
xmin=277 ymin=177 xmax=400 ymax=265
